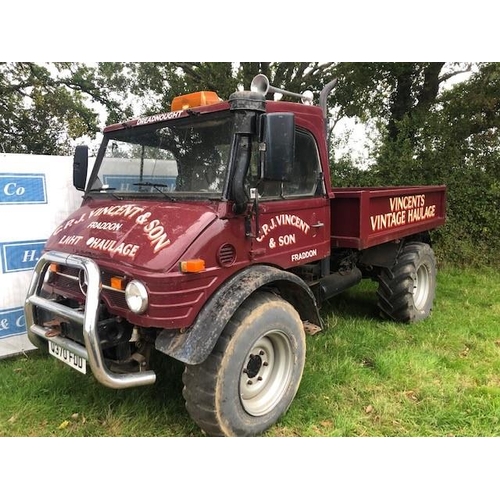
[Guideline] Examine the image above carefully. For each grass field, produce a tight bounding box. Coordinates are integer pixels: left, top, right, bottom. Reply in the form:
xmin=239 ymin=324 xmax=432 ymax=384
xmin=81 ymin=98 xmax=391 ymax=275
xmin=1 ymin=266 xmax=500 ymax=437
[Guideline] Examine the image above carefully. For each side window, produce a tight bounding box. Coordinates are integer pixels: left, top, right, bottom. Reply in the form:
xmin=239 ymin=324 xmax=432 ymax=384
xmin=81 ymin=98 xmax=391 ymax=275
xmin=246 ymin=128 xmax=321 ymax=199
xmin=283 ymin=130 xmax=320 ymax=197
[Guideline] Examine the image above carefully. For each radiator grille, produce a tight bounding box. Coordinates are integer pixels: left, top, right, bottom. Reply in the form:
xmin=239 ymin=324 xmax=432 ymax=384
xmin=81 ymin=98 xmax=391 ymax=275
xmin=49 ymin=265 xmax=127 ymax=310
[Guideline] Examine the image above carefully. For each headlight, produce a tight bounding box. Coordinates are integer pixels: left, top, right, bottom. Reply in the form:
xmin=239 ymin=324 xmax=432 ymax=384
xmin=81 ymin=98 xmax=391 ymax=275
xmin=125 ymin=280 xmax=149 ymax=314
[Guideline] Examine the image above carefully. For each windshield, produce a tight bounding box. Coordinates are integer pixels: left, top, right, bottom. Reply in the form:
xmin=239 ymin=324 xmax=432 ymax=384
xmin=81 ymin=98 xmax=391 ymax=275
xmin=89 ymin=112 xmax=234 ymax=199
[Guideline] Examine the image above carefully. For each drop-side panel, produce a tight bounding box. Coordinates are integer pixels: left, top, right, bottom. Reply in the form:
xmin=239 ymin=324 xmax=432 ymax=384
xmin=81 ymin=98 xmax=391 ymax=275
xmin=330 ymin=185 xmax=446 ymax=250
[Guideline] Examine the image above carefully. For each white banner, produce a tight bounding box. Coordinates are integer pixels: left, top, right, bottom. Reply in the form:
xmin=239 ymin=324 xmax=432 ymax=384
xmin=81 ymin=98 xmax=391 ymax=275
xmin=0 ymin=153 xmax=86 ymax=359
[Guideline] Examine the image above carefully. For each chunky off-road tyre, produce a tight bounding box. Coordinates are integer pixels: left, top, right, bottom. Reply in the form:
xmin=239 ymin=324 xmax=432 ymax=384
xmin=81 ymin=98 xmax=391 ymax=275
xmin=377 ymin=242 xmax=437 ymax=323
xmin=182 ymin=292 xmax=306 ymax=437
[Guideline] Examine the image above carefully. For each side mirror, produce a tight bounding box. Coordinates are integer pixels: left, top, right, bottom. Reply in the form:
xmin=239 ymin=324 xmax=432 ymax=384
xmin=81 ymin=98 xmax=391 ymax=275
xmin=260 ymin=113 xmax=295 ymax=182
xmin=73 ymin=145 xmax=89 ymax=191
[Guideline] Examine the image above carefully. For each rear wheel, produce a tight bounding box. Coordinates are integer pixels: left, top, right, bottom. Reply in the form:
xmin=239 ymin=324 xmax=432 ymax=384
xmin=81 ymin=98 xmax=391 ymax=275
xmin=377 ymin=242 xmax=437 ymax=323
xmin=182 ymin=292 xmax=306 ymax=436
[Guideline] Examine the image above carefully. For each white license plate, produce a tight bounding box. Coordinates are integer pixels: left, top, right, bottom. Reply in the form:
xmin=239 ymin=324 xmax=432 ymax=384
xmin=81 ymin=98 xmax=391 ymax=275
xmin=49 ymin=341 xmax=87 ymax=374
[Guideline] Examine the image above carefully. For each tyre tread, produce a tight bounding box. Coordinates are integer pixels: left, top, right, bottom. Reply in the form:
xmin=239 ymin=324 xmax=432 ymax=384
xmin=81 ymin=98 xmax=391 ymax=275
xmin=376 ymin=242 xmax=436 ymax=323
xmin=182 ymin=291 xmax=304 ymax=436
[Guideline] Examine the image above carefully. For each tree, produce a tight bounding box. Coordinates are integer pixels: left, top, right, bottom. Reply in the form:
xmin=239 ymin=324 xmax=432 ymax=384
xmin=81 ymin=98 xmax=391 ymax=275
xmin=0 ymin=62 xmax=129 ymax=155
xmin=415 ymin=63 xmax=500 ymax=265
xmin=120 ymin=62 xmax=338 ymax=115
xmin=330 ymin=62 xmax=500 ymax=265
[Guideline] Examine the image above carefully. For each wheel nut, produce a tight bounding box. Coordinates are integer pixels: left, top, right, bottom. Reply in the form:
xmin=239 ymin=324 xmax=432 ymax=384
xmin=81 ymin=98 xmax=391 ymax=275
xmin=263 ymin=361 xmax=269 ymax=366
xmin=259 ymin=350 xmax=265 ymax=356
xmin=257 ymin=376 xmax=263 ymax=381
xmin=247 ymin=380 xmax=253 ymax=385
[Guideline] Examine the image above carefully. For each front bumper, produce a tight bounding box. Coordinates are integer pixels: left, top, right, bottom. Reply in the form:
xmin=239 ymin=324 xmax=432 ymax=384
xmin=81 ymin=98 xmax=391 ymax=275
xmin=24 ymin=250 xmax=156 ymax=389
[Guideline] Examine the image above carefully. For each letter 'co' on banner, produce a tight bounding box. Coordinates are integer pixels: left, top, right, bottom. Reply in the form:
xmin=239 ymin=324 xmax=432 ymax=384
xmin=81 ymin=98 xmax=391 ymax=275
xmin=0 ymin=173 xmax=47 ymax=205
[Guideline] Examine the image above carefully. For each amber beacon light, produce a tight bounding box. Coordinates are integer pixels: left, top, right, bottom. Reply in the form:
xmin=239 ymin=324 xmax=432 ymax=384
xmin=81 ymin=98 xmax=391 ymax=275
xmin=171 ymin=91 xmax=221 ymax=111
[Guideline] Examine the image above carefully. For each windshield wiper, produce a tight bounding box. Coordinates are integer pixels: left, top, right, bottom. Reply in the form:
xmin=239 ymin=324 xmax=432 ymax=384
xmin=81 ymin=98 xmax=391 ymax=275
xmin=86 ymin=187 xmax=121 ymax=199
xmin=88 ymin=186 xmax=116 ymax=192
xmin=133 ymin=182 xmax=176 ymax=200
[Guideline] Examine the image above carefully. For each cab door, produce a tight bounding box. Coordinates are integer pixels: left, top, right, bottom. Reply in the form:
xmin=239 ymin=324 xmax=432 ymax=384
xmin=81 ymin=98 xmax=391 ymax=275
xmin=248 ymin=129 xmax=331 ymax=269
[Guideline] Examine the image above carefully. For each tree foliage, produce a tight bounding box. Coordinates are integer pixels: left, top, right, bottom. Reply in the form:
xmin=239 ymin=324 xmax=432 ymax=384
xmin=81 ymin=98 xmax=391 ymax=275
xmin=116 ymin=62 xmax=338 ymax=116
xmin=0 ymin=62 xmax=129 ymax=155
xmin=332 ymin=62 xmax=500 ymax=266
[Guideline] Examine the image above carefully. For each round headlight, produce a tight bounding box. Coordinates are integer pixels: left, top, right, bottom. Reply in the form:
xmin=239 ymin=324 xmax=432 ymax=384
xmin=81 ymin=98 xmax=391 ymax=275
xmin=125 ymin=280 xmax=149 ymax=314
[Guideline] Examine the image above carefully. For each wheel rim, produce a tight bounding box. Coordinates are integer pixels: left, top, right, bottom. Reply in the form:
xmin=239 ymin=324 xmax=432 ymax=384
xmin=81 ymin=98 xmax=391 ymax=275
xmin=413 ymin=263 xmax=430 ymax=311
xmin=239 ymin=330 xmax=293 ymax=417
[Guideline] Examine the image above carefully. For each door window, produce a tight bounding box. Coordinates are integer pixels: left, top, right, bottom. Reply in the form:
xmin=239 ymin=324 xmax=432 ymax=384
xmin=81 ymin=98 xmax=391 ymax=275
xmin=246 ymin=129 xmax=321 ymax=199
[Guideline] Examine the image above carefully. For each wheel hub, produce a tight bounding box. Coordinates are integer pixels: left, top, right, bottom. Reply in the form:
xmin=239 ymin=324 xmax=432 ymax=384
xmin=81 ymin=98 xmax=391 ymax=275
xmin=245 ymin=353 xmax=264 ymax=379
xmin=239 ymin=331 xmax=293 ymax=417
xmin=413 ymin=263 xmax=430 ymax=311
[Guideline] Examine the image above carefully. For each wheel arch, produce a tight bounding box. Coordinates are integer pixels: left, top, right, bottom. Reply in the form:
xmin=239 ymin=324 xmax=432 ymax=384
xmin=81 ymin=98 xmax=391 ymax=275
xmin=155 ymin=265 xmax=322 ymax=365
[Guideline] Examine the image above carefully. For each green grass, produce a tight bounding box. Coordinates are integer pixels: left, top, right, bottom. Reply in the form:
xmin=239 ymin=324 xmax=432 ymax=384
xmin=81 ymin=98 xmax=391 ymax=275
xmin=1 ymin=267 xmax=500 ymax=437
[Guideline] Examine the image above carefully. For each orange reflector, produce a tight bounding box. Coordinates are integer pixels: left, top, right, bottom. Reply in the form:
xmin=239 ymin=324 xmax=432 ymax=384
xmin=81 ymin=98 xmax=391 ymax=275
xmin=180 ymin=259 xmax=206 ymax=273
xmin=49 ymin=263 xmax=60 ymax=273
xmin=171 ymin=91 xmax=221 ymax=111
xmin=110 ymin=276 xmax=126 ymax=290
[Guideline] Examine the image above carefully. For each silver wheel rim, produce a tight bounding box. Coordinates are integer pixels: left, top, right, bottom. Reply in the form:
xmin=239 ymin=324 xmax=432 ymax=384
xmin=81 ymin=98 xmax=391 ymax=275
xmin=413 ymin=263 xmax=430 ymax=310
xmin=239 ymin=330 xmax=293 ymax=417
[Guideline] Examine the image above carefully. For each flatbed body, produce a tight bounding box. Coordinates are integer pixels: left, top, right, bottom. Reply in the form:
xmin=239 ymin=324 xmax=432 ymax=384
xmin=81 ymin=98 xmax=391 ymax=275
xmin=330 ymin=185 xmax=446 ymax=249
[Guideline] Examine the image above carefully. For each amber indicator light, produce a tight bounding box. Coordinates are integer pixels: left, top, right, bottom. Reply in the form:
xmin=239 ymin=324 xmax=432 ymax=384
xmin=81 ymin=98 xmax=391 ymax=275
xmin=110 ymin=276 xmax=126 ymax=290
xmin=180 ymin=259 xmax=206 ymax=273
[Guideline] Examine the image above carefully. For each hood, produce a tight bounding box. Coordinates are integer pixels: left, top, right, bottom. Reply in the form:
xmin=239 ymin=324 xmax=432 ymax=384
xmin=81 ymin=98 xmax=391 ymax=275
xmin=46 ymin=200 xmax=218 ymax=272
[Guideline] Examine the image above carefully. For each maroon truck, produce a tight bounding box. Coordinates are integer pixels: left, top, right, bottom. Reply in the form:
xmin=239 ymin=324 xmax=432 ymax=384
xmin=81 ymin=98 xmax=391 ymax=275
xmin=24 ymin=75 xmax=446 ymax=436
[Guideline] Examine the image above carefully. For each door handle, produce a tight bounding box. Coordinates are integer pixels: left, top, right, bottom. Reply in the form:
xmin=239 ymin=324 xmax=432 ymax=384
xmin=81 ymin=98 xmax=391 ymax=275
xmin=311 ymin=222 xmax=324 ymax=228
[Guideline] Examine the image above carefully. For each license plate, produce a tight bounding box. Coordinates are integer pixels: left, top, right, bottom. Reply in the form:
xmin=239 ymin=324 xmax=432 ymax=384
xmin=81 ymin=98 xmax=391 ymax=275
xmin=49 ymin=341 xmax=87 ymax=374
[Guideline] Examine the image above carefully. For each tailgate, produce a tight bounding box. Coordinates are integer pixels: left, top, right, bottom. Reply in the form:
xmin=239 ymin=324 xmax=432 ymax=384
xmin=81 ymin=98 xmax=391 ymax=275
xmin=330 ymin=185 xmax=446 ymax=249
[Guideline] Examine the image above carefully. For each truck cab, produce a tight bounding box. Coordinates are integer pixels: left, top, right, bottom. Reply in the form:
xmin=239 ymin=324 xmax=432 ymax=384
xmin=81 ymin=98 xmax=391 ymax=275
xmin=25 ymin=76 xmax=445 ymax=436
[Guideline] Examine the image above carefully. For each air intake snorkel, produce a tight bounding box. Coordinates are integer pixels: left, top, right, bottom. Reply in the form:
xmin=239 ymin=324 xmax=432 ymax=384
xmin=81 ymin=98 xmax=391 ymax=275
xmin=228 ymin=90 xmax=266 ymax=214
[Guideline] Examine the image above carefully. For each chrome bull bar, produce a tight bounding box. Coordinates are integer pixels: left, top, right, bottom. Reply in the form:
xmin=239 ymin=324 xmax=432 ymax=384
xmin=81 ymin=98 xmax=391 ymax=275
xmin=24 ymin=250 xmax=156 ymax=389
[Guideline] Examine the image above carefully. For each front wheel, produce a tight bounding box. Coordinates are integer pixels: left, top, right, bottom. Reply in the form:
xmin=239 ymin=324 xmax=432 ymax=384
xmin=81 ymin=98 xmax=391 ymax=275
xmin=376 ymin=242 xmax=437 ymax=323
xmin=182 ymin=292 xmax=306 ymax=436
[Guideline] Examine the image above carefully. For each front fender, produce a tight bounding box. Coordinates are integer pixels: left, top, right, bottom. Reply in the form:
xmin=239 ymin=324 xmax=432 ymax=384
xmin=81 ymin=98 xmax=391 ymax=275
xmin=155 ymin=265 xmax=322 ymax=365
